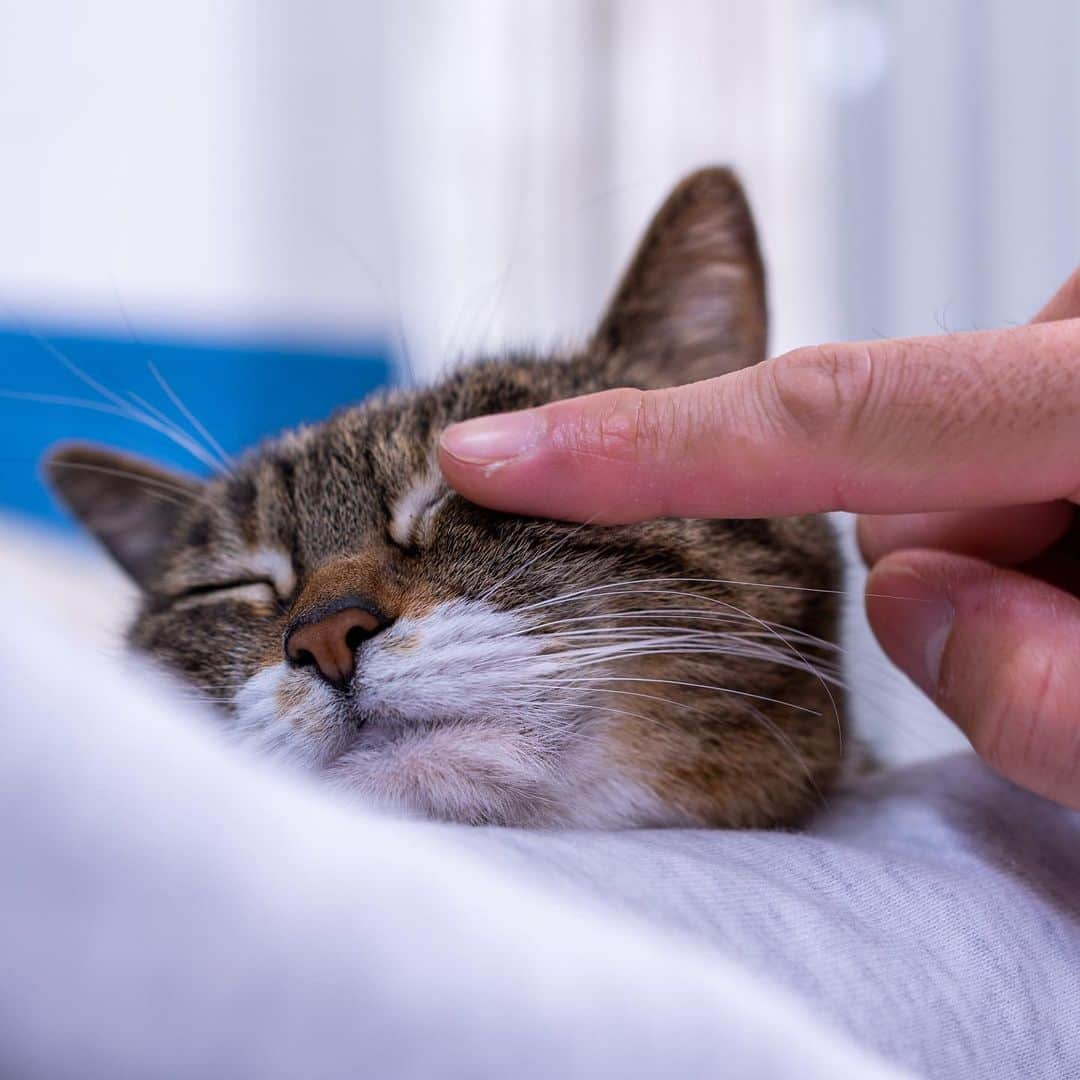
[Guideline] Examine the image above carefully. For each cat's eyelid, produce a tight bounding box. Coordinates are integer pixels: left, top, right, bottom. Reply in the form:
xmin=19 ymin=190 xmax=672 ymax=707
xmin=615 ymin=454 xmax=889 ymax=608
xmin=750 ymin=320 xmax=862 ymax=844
xmin=169 ymin=577 xmax=279 ymax=602
xmin=240 ymin=546 xmax=298 ymax=597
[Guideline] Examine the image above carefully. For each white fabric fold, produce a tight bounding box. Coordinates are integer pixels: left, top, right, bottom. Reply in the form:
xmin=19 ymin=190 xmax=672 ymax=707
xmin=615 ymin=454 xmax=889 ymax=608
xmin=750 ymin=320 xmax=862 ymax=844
xmin=2 ymin=560 xmax=1076 ymax=1079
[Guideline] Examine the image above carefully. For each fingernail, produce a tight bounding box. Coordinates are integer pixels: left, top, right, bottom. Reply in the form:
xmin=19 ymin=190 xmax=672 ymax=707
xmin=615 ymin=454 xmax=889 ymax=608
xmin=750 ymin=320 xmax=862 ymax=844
xmin=871 ymin=568 xmax=954 ymax=695
xmin=440 ymin=410 xmax=546 ymax=466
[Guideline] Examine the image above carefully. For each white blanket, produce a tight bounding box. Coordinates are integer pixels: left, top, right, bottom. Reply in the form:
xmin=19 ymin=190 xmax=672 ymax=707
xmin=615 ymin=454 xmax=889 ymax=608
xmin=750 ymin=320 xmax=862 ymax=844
xmin=1 ymin=559 xmax=1076 ymax=1079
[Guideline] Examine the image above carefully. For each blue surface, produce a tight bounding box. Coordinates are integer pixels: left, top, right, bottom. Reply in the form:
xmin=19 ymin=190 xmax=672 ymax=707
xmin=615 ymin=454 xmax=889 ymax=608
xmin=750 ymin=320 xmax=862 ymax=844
xmin=0 ymin=324 xmax=394 ymax=527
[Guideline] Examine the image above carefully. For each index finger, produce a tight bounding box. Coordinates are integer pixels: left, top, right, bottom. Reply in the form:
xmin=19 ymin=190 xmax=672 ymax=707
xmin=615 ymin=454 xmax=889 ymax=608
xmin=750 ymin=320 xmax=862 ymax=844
xmin=439 ymin=319 xmax=1080 ymax=523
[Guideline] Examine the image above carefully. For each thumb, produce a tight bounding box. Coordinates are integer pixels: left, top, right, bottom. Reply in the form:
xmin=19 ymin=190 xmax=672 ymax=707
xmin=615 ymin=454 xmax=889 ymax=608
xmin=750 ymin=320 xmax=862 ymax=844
xmin=866 ymin=550 xmax=1080 ymax=810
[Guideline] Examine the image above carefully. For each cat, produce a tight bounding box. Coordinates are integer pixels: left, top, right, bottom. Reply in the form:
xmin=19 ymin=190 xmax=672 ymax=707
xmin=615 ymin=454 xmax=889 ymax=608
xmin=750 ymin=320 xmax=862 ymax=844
xmin=47 ymin=168 xmax=844 ymax=828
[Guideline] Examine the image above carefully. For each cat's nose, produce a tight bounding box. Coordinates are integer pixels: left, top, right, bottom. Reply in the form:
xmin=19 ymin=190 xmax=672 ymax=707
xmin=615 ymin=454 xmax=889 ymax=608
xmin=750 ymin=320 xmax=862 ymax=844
xmin=283 ymin=600 xmax=386 ymax=688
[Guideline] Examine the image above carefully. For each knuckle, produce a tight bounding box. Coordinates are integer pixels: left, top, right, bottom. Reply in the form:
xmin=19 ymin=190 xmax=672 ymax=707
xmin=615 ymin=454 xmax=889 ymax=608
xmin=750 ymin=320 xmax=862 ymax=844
xmin=631 ymin=390 xmax=674 ymax=458
xmin=762 ymin=344 xmax=879 ymax=444
xmin=562 ymin=386 xmax=707 ymax=466
xmin=586 ymin=387 xmax=651 ymax=461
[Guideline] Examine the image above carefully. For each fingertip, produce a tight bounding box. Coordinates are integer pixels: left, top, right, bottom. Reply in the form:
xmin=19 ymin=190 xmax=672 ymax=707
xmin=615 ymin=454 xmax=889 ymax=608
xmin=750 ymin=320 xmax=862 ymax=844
xmin=439 ymin=409 xmax=546 ymax=468
xmin=437 ymin=429 xmax=625 ymax=522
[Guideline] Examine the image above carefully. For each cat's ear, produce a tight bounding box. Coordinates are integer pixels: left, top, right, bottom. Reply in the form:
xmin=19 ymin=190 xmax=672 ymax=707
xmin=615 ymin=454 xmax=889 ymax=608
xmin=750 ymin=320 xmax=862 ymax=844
xmin=593 ymin=167 xmax=767 ymax=389
xmin=44 ymin=443 xmax=201 ymax=588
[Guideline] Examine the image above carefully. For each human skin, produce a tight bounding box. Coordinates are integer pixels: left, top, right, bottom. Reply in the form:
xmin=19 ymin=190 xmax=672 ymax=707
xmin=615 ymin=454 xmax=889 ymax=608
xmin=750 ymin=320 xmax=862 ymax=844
xmin=439 ymin=269 xmax=1080 ymax=811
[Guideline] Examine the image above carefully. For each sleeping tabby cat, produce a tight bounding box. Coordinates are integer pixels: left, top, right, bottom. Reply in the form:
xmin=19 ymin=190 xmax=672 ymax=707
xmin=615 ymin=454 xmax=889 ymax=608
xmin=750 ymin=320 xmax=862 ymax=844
xmin=47 ymin=168 xmax=844 ymax=828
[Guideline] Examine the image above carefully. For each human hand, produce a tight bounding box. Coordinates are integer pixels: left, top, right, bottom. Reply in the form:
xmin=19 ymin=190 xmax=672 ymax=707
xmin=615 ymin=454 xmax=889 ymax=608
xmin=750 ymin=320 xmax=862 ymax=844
xmin=439 ymin=269 xmax=1080 ymax=810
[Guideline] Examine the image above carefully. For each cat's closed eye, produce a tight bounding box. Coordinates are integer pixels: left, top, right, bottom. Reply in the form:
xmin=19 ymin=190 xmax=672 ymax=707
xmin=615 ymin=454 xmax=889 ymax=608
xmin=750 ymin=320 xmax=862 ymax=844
xmin=169 ymin=579 xmax=285 ymax=612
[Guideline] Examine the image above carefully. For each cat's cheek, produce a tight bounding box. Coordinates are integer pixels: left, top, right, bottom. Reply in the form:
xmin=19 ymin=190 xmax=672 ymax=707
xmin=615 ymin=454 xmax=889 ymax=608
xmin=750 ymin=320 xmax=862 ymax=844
xmin=551 ymin=736 xmax=699 ymax=830
xmin=232 ymin=663 xmax=353 ymax=769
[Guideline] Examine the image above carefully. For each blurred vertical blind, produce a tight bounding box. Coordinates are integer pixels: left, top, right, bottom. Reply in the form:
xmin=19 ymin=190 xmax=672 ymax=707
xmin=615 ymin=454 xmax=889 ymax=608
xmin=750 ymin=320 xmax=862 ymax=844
xmin=382 ymin=0 xmax=837 ymax=369
xmin=381 ymin=0 xmax=1080 ymax=368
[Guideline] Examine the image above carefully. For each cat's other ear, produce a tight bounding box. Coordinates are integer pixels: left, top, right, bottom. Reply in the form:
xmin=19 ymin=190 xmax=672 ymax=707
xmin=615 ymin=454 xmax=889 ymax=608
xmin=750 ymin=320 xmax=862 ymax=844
xmin=44 ymin=443 xmax=201 ymax=588
xmin=593 ymin=167 xmax=767 ymax=389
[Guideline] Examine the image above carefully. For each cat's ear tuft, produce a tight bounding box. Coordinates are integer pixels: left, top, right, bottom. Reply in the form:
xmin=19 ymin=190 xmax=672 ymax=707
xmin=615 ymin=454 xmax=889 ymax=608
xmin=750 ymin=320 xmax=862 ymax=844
xmin=43 ymin=443 xmax=202 ymax=589
xmin=593 ymin=167 xmax=767 ymax=389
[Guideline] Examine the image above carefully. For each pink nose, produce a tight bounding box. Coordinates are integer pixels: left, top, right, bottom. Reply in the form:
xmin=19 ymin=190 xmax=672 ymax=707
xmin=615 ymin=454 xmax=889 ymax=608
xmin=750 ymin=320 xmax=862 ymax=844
xmin=284 ymin=605 xmax=383 ymax=688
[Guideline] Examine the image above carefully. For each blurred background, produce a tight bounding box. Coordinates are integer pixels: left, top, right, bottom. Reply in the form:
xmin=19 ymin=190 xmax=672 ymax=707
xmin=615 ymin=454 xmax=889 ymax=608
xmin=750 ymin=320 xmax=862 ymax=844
xmin=1 ymin=0 xmax=1077 ymax=760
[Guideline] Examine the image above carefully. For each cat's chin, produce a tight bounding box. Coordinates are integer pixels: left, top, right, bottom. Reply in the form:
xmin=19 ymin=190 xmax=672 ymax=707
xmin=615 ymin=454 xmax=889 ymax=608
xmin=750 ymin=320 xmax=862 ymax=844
xmin=317 ymin=718 xmax=693 ymax=830
xmin=322 ymin=720 xmax=562 ymax=827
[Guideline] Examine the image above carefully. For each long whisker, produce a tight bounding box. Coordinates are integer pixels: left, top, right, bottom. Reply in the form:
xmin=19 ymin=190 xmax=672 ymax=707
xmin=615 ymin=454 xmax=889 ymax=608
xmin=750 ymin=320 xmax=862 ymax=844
xmin=515 ymin=619 xmax=843 ymax=659
xmin=0 ymin=305 xmax=225 ymax=473
xmin=535 ymin=625 xmax=846 ymax=668
xmin=550 ymin=671 xmax=821 ymax=715
xmin=106 ymin=280 xmax=234 ymax=472
xmin=46 ymin=459 xmax=200 ymax=502
xmin=522 ymin=604 xmax=898 ymax=692
xmin=491 ymin=625 xmax=845 ymax=677
xmin=148 ymin=362 xmax=234 ymax=472
xmin=520 ymin=576 xmax=848 ymax=743
xmin=518 ymin=575 xmax=927 ymax=613
xmin=535 ymin=631 xmax=846 ymax=682
xmin=502 ymin=607 xmax=753 ymax=637
xmin=126 ymin=391 xmax=202 ymax=448
xmin=0 ymin=389 xmax=223 ymax=474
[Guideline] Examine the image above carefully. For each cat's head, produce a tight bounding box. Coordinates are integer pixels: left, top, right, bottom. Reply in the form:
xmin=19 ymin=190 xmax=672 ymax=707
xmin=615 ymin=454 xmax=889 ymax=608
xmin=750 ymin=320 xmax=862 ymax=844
xmin=47 ymin=169 xmax=843 ymax=828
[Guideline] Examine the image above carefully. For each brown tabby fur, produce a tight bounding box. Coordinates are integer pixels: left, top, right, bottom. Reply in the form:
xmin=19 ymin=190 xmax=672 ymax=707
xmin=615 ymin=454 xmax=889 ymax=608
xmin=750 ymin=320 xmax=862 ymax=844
xmin=46 ymin=168 xmax=844 ymax=828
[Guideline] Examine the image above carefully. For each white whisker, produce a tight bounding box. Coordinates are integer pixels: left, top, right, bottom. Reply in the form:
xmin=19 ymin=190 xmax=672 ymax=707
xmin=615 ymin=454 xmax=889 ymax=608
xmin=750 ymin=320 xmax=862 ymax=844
xmin=549 ymin=670 xmax=821 ymax=715
xmin=516 ymin=576 xmax=846 ymax=746
xmin=46 ymin=459 xmax=199 ymax=503
xmin=126 ymin=391 xmax=200 ymax=448
xmin=519 ymin=575 xmax=924 ymax=611
xmin=0 ymin=388 xmax=223 ymax=474
xmin=148 ymin=361 xmax=234 ymax=472
xmin=0 ymin=308 xmax=226 ymax=473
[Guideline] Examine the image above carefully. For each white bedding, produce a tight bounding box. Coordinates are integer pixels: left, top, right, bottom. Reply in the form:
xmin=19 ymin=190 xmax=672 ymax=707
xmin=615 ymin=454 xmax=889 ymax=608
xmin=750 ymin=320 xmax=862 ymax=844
xmin=1 ymin=528 xmax=1076 ymax=1079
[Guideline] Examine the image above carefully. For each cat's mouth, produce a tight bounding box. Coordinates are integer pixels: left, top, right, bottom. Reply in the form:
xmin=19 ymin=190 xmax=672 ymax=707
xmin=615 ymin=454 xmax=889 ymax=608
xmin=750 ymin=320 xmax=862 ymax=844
xmin=321 ymin=716 xmax=394 ymax=761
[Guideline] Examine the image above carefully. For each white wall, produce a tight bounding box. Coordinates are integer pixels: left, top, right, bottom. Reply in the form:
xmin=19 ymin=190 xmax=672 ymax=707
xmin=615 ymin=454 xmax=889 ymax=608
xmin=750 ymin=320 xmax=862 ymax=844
xmin=381 ymin=0 xmax=839 ymax=374
xmin=0 ymin=0 xmax=388 ymax=343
